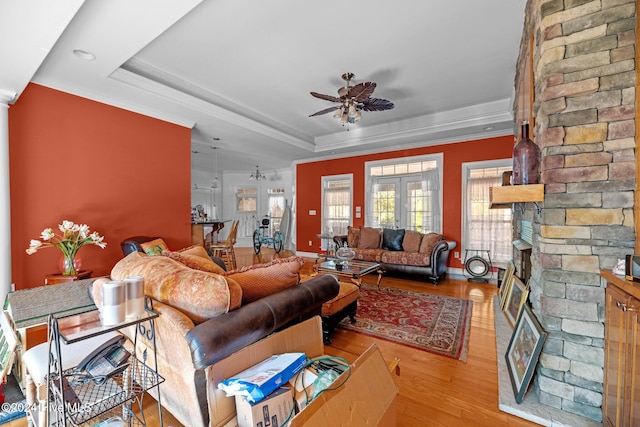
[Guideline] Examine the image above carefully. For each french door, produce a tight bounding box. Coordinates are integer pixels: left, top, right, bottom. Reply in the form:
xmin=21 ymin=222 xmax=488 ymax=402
xmin=373 ymin=175 xmax=429 ymax=232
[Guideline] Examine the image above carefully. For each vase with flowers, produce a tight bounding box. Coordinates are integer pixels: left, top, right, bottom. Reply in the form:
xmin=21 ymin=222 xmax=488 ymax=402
xmin=26 ymin=220 xmax=107 ymax=276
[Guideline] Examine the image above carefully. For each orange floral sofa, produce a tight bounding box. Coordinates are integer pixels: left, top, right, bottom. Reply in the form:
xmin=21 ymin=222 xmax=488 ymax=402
xmin=334 ymin=226 xmax=456 ymax=284
xmin=92 ymin=242 xmax=339 ymax=427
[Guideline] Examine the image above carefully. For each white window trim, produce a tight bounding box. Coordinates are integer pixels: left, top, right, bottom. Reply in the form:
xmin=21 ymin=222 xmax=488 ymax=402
xmin=321 ymin=173 xmax=353 ymax=235
xmin=461 ymin=158 xmax=512 ymax=267
xmin=235 ymin=185 xmax=258 ymax=214
xmin=364 ymin=153 xmax=443 ymax=231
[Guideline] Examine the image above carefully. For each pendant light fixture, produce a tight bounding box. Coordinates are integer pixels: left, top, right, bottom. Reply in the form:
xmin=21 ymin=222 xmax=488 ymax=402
xmin=250 ymin=165 xmax=266 ymax=181
xmin=211 ymin=146 xmax=219 ymax=189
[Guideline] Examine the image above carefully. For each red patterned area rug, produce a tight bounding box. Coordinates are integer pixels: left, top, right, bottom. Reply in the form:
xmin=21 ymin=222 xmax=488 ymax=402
xmin=338 ymin=285 xmax=473 ymax=361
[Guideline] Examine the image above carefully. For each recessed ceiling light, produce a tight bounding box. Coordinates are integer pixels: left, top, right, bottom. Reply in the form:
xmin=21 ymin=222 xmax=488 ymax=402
xmin=72 ymin=49 xmax=96 ymax=61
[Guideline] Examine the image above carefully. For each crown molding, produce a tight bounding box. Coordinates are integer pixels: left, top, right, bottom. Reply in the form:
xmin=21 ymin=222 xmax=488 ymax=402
xmin=109 ymin=67 xmax=317 ymax=152
xmin=312 ymin=99 xmax=514 ymax=152
xmin=0 ymin=89 xmax=17 ymax=105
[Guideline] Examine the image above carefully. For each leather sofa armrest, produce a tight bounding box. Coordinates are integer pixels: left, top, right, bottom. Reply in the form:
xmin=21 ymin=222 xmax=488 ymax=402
xmin=186 ymin=274 xmax=340 ymax=370
xmin=431 ymin=240 xmax=456 ymax=277
xmin=120 ymin=236 xmax=160 ymax=256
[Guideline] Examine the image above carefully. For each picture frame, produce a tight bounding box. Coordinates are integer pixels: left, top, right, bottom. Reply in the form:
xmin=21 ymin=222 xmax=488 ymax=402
xmin=505 ymin=304 xmax=547 ymax=403
xmin=504 ymin=276 xmax=529 ymax=329
xmin=499 ymin=261 xmax=516 ymax=310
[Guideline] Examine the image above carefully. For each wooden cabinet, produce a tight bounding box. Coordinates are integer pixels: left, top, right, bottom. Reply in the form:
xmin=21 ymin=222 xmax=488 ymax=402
xmin=602 ymin=270 xmax=640 ymax=426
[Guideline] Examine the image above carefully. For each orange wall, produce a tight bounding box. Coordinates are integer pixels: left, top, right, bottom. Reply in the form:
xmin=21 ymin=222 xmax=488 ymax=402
xmin=296 ymin=136 xmax=514 ymax=269
xmin=9 ymin=84 xmax=192 ymax=289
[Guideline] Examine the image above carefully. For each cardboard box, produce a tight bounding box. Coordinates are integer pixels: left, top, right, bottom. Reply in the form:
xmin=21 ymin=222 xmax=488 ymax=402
xmin=235 ymin=386 xmax=294 ymax=427
xmin=207 ymin=316 xmax=398 ymax=427
xmin=288 ymin=368 xmax=317 ymax=411
xmin=219 ymin=352 xmax=306 ymax=403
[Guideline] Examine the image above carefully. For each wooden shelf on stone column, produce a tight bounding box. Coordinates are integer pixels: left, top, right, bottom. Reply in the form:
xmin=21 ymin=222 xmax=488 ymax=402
xmin=489 ymin=183 xmax=544 ymax=209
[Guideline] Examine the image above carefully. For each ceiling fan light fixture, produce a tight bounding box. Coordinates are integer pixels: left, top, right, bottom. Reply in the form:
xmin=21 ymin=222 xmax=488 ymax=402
xmin=309 ymin=72 xmax=394 ymax=128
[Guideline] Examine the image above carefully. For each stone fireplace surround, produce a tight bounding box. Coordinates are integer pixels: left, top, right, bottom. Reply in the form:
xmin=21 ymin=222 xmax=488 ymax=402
xmin=505 ymin=0 xmax=637 ymax=423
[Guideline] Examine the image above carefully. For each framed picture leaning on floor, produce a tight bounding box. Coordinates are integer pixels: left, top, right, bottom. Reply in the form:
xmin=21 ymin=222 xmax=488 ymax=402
xmin=504 ymin=276 xmax=529 ymax=329
xmin=505 ymin=304 xmax=547 ymax=404
xmin=499 ymin=260 xmax=516 ymax=310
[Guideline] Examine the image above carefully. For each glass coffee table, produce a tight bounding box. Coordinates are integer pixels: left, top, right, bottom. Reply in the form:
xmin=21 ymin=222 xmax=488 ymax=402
xmin=314 ymin=259 xmax=384 ymax=288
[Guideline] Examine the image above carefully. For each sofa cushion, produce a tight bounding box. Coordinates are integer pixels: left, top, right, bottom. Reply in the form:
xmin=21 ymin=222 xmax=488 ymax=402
xmin=140 ymin=238 xmax=169 ymax=256
xmin=358 ymin=227 xmax=381 ymax=249
xmin=402 ymin=230 xmax=423 ymax=252
xmin=352 ymin=248 xmax=384 ymax=263
xmin=381 ymin=251 xmax=431 ymax=266
xmin=347 ymin=226 xmax=360 ymax=248
xmin=224 ymin=256 xmax=304 ymax=305
xmin=321 ymin=282 xmax=359 ymax=317
xmin=111 ymin=251 xmax=232 ymax=324
xmin=382 ymin=228 xmax=405 ymax=251
xmin=162 ymin=249 xmax=226 ymax=275
xmin=177 ymin=245 xmax=212 ymax=259
xmin=419 ymin=233 xmax=444 ymax=254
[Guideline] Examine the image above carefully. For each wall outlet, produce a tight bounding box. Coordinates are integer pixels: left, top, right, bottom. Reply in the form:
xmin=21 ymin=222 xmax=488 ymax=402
xmin=454 ymin=251 xmax=460 ymax=259
xmin=309 ymin=240 xmax=312 ymax=246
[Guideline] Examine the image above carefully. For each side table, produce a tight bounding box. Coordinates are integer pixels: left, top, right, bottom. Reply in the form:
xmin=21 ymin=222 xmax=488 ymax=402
xmin=4 ymin=279 xmax=97 ymax=390
xmin=44 ymin=270 xmax=92 ymax=285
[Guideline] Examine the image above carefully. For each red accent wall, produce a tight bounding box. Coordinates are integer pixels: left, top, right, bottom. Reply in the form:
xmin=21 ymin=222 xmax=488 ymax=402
xmin=9 ymin=84 xmax=192 ymax=289
xmin=296 ymin=136 xmax=514 ymax=269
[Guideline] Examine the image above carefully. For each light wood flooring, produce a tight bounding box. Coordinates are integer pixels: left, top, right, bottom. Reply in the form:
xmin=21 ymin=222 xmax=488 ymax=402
xmin=6 ymin=248 xmax=538 ymax=427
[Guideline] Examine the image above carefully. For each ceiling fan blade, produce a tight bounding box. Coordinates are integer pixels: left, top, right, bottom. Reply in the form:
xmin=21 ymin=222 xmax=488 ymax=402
xmin=310 ymin=92 xmax=341 ymax=103
xmin=309 ymin=106 xmax=340 ymax=117
xmin=348 ymin=82 xmax=377 ymax=101
xmin=361 ymin=98 xmax=395 ymax=112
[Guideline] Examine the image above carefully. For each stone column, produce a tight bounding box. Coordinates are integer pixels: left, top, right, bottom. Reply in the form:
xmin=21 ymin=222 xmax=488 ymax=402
xmin=512 ymin=0 xmax=636 ymax=422
xmin=0 ymin=90 xmax=14 ymax=301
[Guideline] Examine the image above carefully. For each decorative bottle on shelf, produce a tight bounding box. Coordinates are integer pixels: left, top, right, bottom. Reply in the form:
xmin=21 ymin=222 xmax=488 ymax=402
xmin=512 ymin=121 xmax=540 ymax=185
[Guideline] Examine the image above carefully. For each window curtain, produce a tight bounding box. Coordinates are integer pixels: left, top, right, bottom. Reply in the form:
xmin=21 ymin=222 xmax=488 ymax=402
xmin=466 ymin=174 xmax=512 ymax=262
xmin=323 ymin=184 xmax=350 ymax=235
xmin=365 ymin=177 xmax=380 ymax=227
xmin=421 ymin=169 xmax=441 ymax=233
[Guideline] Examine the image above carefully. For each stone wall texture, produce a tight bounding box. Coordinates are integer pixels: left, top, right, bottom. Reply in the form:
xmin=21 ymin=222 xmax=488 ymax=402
xmin=514 ymin=0 xmax=636 ymax=422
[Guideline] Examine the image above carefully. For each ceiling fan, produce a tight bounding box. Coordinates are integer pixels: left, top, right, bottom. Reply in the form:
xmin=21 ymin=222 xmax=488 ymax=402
xmin=309 ymin=72 xmax=394 ymax=125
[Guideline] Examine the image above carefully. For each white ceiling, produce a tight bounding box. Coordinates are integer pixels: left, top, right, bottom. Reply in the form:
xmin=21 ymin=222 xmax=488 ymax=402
xmin=1 ymin=0 xmax=526 ymax=175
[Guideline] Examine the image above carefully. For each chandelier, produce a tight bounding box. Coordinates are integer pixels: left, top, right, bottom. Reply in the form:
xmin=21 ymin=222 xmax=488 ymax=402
xmin=250 ymin=165 xmax=266 ymax=181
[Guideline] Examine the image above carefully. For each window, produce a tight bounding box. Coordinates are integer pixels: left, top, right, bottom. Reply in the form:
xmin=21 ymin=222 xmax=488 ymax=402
xmin=267 ymin=188 xmax=285 ymax=234
xmin=236 ymin=187 xmax=257 ymax=213
xmin=462 ymin=160 xmax=513 ymax=264
xmin=322 ymin=175 xmax=352 ymax=236
xmin=366 ymin=155 xmax=442 ymax=233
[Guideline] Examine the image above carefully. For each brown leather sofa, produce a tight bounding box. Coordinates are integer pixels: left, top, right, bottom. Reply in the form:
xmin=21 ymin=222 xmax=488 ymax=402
xmin=114 ymin=236 xmax=340 ymax=427
xmin=333 ymin=227 xmax=456 ymax=284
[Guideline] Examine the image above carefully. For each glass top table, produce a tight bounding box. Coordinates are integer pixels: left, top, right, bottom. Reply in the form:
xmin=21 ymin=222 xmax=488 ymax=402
xmin=314 ymin=259 xmax=384 ymax=288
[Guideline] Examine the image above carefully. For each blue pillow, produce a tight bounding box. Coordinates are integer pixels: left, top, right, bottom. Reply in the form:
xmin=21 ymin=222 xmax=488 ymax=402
xmin=382 ymin=228 xmax=405 ymax=251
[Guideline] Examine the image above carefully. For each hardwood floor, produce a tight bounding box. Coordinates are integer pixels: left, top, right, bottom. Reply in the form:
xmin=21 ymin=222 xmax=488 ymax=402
xmin=7 ymin=248 xmax=538 ymax=427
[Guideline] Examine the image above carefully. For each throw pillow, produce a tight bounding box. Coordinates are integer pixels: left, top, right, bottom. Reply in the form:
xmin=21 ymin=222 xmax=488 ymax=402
xmin=111 ymin=251 xmax=231 ymax=324
xmin=176 ymin=245 xmax=211 ymax=259
xmin=419 ymin=233 xmax=444 ymax=255
xmin=162 ymin=250 xmax=226 ymax=275
xmin=358 ymin=227 xmax=381 ymax=249
xmin=224 ymin=256 xmax=304 ymax=305
xmin=347 ymin=226 xmax=360 ymax=248
xmin=402 ymin=230 xmax=423 ymax=252
xmin=140 ymin=238 xmax=169 ymax=256
xmin=382 ymin=228 xmax=405 ymax=251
